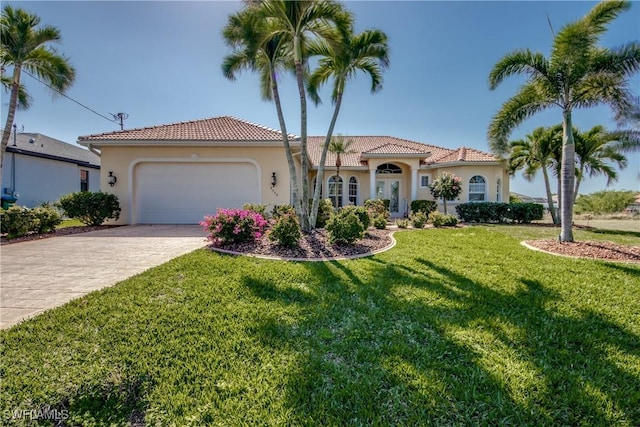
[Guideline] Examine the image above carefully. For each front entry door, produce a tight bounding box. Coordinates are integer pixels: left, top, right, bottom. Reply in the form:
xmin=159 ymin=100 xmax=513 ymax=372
xmin=376 ymin=179 xmax=401 ymax=216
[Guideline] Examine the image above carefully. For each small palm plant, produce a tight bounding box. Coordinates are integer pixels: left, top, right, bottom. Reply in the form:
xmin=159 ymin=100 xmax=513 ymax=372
xmin=328 ymin=135 xmax=355 ymax=208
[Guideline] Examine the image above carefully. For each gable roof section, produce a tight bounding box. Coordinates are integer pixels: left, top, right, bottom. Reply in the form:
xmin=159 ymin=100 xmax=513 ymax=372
xmin=6 ymin=133 xmax=100 ymax=168
xmin=428 ymin=146 xmax=498 ymax=165
xmin=78 ymin=116 xmax=298 ymax=143
xmin=307 ymin=135 xmax=480 ymax=168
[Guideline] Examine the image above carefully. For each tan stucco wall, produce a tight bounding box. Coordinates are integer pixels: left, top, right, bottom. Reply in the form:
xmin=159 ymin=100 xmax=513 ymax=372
xmin=309 ymin=161 xmax=509 ymax=215
xmin=424 ymin=164 xmax=510 ymax=213
xmin=99 ymin=144 xmax=509 ymax=223
xmin=100 ymin=145 xmax=292 ymax=224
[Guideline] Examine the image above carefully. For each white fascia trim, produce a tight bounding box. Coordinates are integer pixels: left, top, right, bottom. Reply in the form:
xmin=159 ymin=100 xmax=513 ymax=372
xmin=361 ymin=153 xmax=428 ymax=159
xmin=420 ymin=161 xmax=502 ymax=169
xmin=79 ymin=140 xmax=300 ymax=148
xmin=127 ymin=157 xmax=262 ymax=224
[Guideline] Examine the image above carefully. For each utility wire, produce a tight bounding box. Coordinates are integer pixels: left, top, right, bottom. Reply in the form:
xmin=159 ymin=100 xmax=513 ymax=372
xmin=22 ymin=70 xmax=118 ymax=125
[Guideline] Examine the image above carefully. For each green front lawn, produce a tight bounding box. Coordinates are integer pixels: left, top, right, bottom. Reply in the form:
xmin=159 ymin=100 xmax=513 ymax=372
xmin=1 ymin=227 xmax=638 ymax=426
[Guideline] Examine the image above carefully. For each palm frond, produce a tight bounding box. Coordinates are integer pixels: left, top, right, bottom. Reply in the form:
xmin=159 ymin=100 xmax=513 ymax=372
xmin=488 ymin=50 xmax=549 ymax=90
xmin=488 ymin=82 xmax=556 ymax=155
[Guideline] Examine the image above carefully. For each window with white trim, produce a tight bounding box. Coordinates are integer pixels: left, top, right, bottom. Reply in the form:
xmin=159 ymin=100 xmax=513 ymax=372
xmin=348 ymin=176 xmax=358 ymax=205
xmin=419 ymin=174 xmax=429 ymax=188
xmin=468 ymin=175 xmax=486 ymax=202
xmin=80 ymin=170 xmax=89 ymax=192
xmin=328 ymin=176 xmax=343 ymax=207
xmin=496 ymin=178 xmax=502 ymax=202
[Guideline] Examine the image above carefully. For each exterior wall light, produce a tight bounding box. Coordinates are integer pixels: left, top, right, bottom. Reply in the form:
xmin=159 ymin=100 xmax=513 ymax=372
xmin=271 ymin=171 xmax=277 ymax=187
xmin=108 ymin=171 xmax=117 ymax=187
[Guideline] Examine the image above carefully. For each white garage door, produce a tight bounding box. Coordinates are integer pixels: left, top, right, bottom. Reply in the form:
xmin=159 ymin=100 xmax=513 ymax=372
xmin=134 ymin=162 xmax=260 ymax=224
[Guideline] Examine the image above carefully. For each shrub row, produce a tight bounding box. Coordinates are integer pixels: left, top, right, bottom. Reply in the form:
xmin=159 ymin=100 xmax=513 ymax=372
xmin=410 ymin=200 xmax=437 ymax=215
xmin=0 ymin=205 xmax=62 ymax=238
xmin=455 ymin=202 xmax=544 ymax=224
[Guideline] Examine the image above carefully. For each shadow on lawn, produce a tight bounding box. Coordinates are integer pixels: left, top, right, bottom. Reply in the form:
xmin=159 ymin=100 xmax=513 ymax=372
xmin=245 ymin=256 xmax=639 ymax=425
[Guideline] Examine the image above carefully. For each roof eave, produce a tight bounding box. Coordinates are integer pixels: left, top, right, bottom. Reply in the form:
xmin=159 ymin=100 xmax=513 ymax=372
xmin=77 ymin=139 xmax=300 ymax=147
xmin=361 ymin=153 xmax=429 ymax=159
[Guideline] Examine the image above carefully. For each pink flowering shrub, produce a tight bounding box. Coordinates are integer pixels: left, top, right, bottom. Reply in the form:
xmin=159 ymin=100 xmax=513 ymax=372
xmin=200 ymin=208 xmax=268 ymax=244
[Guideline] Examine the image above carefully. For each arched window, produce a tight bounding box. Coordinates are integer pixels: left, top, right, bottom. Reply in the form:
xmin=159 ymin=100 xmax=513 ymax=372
xmin=348 ymin=176 xmax=358 ymax=205
xmin=375 ymin=163 xmax=402 ymax=174
xmin=468 ymin=175 xmax=486 ymax=202
xmin=328 ymin=176 xmax=343 ymax=207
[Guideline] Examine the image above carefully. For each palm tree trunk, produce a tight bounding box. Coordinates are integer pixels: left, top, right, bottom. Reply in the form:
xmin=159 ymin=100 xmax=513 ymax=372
xmin=542 ymin=166 xmax=559 ymax=224
xmin=335 ymin=158 xmax=341 ymax=208
xmin=293 ymin=54 xmax=310 ymax=231
xmin=573 ymin=167 xmax=584 ymax=205
xmin=309 ymin=92 xmax=343 ymax=228
xmin=270 ymin=67 xmax=302 ymax=218
xmin=0 ymin=66 xmax=22 ymax=190
xmin=560 ymin=110 xmax=575 ymax=242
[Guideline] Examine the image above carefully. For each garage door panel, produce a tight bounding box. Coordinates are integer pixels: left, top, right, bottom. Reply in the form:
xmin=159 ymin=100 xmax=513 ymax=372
xmin=135 ymin=162 xmax=259 ymax=224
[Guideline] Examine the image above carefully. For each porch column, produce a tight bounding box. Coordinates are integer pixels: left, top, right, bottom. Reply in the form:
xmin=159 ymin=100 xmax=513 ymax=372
xmin=369 ymin=168 xmax=376 ymax=200
xmin=411 ymin=167 xmax=418 ymax=201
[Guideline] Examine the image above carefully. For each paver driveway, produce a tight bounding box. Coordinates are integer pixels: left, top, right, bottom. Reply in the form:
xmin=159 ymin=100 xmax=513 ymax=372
xmin=0 ymin=225 xmax=208 ymax=329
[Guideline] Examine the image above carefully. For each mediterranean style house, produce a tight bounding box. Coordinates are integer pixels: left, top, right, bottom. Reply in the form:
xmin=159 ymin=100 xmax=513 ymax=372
xmin=2 ymin=132 xmax=100 ymax=208
xmin=78 ymin=116 xmax=508 ymax=224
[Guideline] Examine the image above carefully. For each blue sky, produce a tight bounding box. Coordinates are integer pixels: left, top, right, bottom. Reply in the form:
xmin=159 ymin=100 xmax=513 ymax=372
xmin=3 ymin=0 xmax=639 ymax=197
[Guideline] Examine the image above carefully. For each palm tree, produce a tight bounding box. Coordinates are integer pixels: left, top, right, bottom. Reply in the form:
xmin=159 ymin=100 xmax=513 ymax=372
xmin=306 ymin=24 xmax=389 ymax=227
xmin=573 ymin=125 xmax=628 ymax=204
xmin=1 ymin=5 xmax=75 ymax=188
xmin=508 ymin=126 xmax=561 ymax=224
xmin=257 ymin=0 xmax=350 ymax=231
xmin=327 ymin=134 xmax=355 ymax=208
xmin=221 ymin=7 xmax=303 ymax=219
xmin=488 ymin=0 xmax=640 ymax=242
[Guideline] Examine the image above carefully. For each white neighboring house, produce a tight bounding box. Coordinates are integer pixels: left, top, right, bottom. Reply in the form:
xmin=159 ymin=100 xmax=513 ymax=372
xmin=2 ymin=132 xmax=100 ymax=208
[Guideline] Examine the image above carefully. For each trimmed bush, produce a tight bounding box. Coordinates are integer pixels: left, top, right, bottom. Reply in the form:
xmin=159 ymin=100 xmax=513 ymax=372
xmin=429 ymin=211 xmax=458 ymax=227
xmin=312 ymin=198 xmax=334 ymax=228
xmin=340 ymin=205 xmax=371 ymax=230
xmin=364 ymin=199 xmax=389 ymax=220
xmin=272 ymin=204 xmax=296 ymax=219
xmin=0 ymin=206 xmax=36 ymax=238
xmin=395 ymin=218 xmax=410 ymax=229
xmin=242 ymin=203 xmax=268 ymax=218
xmin=326 ymin=210 xmax=365 ymax=245
xmin=200 ymin=208 xmax=268 ymax=244
xmin=410 ymin=200 xmax=437 ymax=215
xmin=57 ymin=192 xmax=121 ymax=226
xmin=373 ymin=214 xmax=387 ymax=229
xmin=32 ymin=205 xmax=62 ymax=233
xmin=455 ymin=202 xmax=543 ymax=224
xmin=410 ymin=211 xmax=428 ymax=229
xmin=268 ymin=213 xmax=301 ymax=248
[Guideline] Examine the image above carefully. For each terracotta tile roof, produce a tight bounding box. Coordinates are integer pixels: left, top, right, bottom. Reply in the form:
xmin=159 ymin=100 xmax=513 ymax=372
xmin=307 ymin=135 xmax=453 ymax=168
xmin=78 ymin=116 xmax=298 ymax=142
xmin=428 ymin=146 xmax=498 ymax=164
xmin=363 ymin=143 xmax=427 ymax=155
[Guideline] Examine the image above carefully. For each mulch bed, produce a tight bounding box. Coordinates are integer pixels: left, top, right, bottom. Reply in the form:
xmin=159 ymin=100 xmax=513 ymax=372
xmin=207 ymin=228 xmax=394 ymax=260
xmin=524 ymin=239 xmax=640 ymax=263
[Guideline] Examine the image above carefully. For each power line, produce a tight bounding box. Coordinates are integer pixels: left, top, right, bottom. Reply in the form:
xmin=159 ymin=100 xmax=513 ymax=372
xmin=22 ymin=69 xmax=120 ymax=125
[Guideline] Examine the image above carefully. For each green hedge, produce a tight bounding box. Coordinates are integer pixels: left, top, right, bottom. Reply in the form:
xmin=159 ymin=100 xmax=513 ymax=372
xmin=455 ymin=202 xmax=544 ymax=224
xmin=0 ymin=204 xmax=62 ymax=238
xmin=57 ymin=192 xmax=121 ymax=226
xmin=410 ymin=200 xmax=437 ymax=215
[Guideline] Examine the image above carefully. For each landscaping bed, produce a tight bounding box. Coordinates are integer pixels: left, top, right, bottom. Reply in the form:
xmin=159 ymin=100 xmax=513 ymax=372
xmin=208 ymin=228 xmax=394 ymax=259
